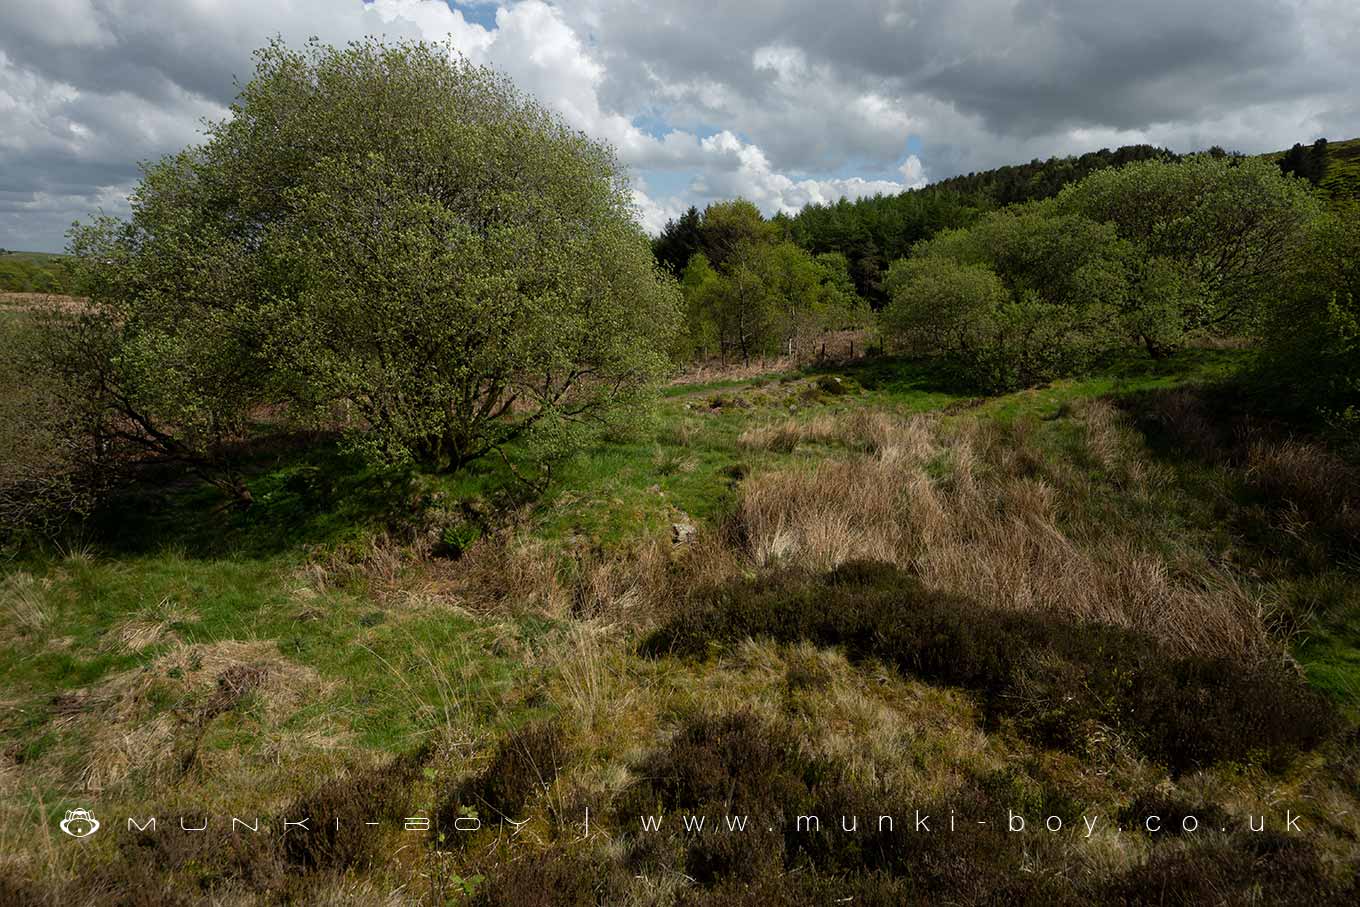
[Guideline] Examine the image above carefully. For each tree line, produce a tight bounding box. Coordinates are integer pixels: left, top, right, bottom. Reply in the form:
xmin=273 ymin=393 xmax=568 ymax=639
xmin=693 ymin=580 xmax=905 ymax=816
xmin=654 ymin=150 xmax=1356 ymax=422
xmin=0 ymin=253 xmax=74 ymax=294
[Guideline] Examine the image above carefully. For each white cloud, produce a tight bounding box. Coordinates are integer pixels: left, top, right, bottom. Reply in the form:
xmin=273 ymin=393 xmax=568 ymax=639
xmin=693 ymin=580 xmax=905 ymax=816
xmin=691 ymin=130 xmax=924 ymax=214
xmin=1 ymin=0 xmax=1357 ymax=248
xmin=631 ymin=186 xmax=685 ymax=235
xmin=898 ymin=154 xmax=926 ymax=187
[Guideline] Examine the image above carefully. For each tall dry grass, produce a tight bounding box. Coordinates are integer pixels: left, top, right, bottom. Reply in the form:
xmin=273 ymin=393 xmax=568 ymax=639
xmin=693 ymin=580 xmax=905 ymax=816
xmin=445 ymin=529 xmax=738 ymax=628
xmin=419 ymin=400 xmax=1276 ymax=658
xmin=729 ymin=403 xmax=1270 ymax=658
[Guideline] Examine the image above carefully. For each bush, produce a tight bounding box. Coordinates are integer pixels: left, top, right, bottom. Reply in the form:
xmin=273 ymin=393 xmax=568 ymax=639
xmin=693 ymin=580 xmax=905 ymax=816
xmin=0 ymin=314 xmax=107 ymax=541
xmin=282 ymin=745 xmax=430 ymax=871
xmin=644 ymin=563 xmax=1339 ymax=772
xmin=468 ymin=850 xmax=628 ymax=907
xmin=60 ymin=37 xmax=681 ymax=490
xmin=675 ymin=203 xmax=868 ymax=364
xmin=881 ymin=204 xmax=1127 ymax=391
xmin=1057 ymin=154 xmax=1322 ymax=353
xmin=0 ymin=254 xmax=73 ymax=293
xmin=615 ymin=708 xmax=1077 ymax=902
xmin=437 ymin=719 xmax=567 ymax=829
xmin=1255 ymin=212 xmax=1360 ymax=427
xmin=455 ymin=701 xmax=1356 ymax=904
xmin=1102 ymin=832 xmax=1348 ymax=905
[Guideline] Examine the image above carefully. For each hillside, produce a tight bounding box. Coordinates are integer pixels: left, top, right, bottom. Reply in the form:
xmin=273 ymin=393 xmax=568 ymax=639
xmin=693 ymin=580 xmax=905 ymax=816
xmin=1317 ymin=137 xmax=1360 ymax=205
xmin=3 ymin=324 xmax=1359 ymax=902
xmin=3 ymin=127 xmax=1359 ymax=903
xmin=1262 ymin=136 xmax=1360 ymax=208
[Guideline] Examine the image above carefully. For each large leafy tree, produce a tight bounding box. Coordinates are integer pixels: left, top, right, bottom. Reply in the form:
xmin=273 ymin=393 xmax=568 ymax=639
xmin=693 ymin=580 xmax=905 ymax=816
xmin=1057 ymin=155 xmax=1322 ymax=354
xmin=882 ymin=203 xmax=1129 ymax=390
xmin=61 ymin=38 xmax=680 ymax=494
xmin=674 ymin=200 xmax=863 ymax=363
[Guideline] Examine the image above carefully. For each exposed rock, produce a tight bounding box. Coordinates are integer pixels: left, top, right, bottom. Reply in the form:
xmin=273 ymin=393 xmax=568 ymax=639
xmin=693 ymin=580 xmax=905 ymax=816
xmin=671 ymin=521 xmax=697 ymax=545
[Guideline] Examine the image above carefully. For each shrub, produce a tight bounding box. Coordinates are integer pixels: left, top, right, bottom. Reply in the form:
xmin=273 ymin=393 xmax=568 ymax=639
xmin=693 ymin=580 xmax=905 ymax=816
xmin=468 ymin=850 xmax=628 ymax=907
xmin=458 ymin=702 xmax=1356 ymax=904
xmin=61 ymin=37 xmax=681 ymax=487
xmin=644 ymin=563 xmax=1339 ymax=772
xmin=282 ymin=745 xmax=429 ymax=871
xmin=0 ymin=314 xmax=107 ymax=540
xmin=881 ymin=205 xmax=1127 ymax=391
xmin=437 ymin=719 xmax=567 ymax=829
xmin=1102 ymin=832 xmax=1348 ymax=905
xmin=1255 ymin=211 xmax=1360 ymax=427
xmin=616 ymin=708 xmax=1075 ymax=902
xmin=1057 ymin=154 xmax=1323 ymax=353
xmin=676 ymin=204 xmax=869 ymax=364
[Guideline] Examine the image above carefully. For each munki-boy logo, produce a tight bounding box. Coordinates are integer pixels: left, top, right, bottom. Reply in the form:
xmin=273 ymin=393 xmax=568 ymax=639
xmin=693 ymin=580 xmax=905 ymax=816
xmin=59 ymin=808 xmax=100 ymax=838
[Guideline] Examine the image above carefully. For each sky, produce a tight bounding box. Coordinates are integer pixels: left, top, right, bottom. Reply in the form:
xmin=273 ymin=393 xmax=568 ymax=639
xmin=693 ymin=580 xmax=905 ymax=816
xmin=1 ymin=0 xmax=1357 ymax=252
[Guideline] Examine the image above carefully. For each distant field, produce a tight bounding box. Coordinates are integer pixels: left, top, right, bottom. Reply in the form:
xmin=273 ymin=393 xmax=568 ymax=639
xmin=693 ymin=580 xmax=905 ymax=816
xmin=1318 ymin=137 xmax=1360 ymax=204
xmin=0 ymin=251 xmax=74 ymax=294
xmin=0 ymin=292 xmax=86 ymax=312
xmin=1262 ymin=135 xmax=1360 ymax=207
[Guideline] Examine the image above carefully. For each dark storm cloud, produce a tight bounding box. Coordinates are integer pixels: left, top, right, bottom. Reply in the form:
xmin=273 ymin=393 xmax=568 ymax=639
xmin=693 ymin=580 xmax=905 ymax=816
xmin=581 ymin=0 xmax=1341 ymax=161
xmin=0 ymin=1 xmax=1356 ymax=250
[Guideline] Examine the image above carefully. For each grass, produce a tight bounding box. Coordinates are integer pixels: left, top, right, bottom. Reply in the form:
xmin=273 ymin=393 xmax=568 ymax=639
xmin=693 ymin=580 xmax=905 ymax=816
xmin=1317 ymin=137 xmax=1360 ymax=206
xmin=1260 ymin=136 xmax=1360 ymax=209
xmin=2 ymin=340 xmax=1358 ymax=903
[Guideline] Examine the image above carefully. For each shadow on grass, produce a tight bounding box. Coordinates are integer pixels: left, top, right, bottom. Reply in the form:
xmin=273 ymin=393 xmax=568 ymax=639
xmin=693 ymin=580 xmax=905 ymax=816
xmin=84 ymin=432 xmax=531 ymax=560
xmin=800 ymin=353 xmax=973 ymax=398
xmin=1113 ymin=382 xmax=1360 ymax=715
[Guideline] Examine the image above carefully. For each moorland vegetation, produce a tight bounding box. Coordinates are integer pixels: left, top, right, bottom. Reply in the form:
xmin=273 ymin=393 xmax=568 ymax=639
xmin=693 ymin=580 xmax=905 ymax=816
xmin=1 ymin=37 xmax=1358 ymax=906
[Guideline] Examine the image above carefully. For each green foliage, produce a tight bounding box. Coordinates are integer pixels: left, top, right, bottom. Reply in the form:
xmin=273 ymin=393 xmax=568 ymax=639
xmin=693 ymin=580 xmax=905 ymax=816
xmin=59 ymin=38 xmax=680 ymax=493
xmin=60 ymin=200 xmax=272 ymax=504
xmin=784 ymin=188 xmax=984 ymax=303
xmin=652 ymin=205 xmax=704 ymax=275
xmin=0 ymin=313 xmax=106 ymax=540
xmin=882 ymin=204 xmax=1128 ymax=390
xmin=1313 ymin=137 xmax=1360 ymax=207
xmin=0 ymin=252 xmax=73 ymax=293
xmin=1256 ymin=212 xmax=1360 ymax=425
xmin=1057 ymin=155 xmax=1323 ymax=349
xmin=931 ymin=143 xmax=1179 ymax=207
xmin=675 ymin=200 xmax=865 ymax=362
xmin=696 ymin=198 xmax=777 ymax=270
xmin=1278 ymin=138 xmax=1329 ymax=185
xmin=881 ymin=256 xmax=1008 ymax=356
xmin=880 ymin=155 xmax=1326 ymax=392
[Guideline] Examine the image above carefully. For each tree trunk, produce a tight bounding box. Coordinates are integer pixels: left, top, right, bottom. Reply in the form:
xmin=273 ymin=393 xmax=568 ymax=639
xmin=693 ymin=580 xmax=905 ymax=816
xmin=1142 ymin=334 xmax=1171 ymax=360
xmin=211 ymin=472 xmax=253 ymax=510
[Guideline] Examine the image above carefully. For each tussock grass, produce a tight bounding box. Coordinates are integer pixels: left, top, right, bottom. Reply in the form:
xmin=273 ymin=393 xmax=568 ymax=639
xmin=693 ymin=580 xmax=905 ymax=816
xmin=1 ymin=572 xmax=51 ymax=634
xmin=3 ymin=349 xmax=1358 ymax=903
xmin=727 ymin=406 xmax=1267 ymax=657
xmin=645 ymin=562 xmax=1338 ymax=773
xmin=737 ymin=414 xmax=841 ymax=452
xmin=50 ymin=641 xmax=332 ymax=793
